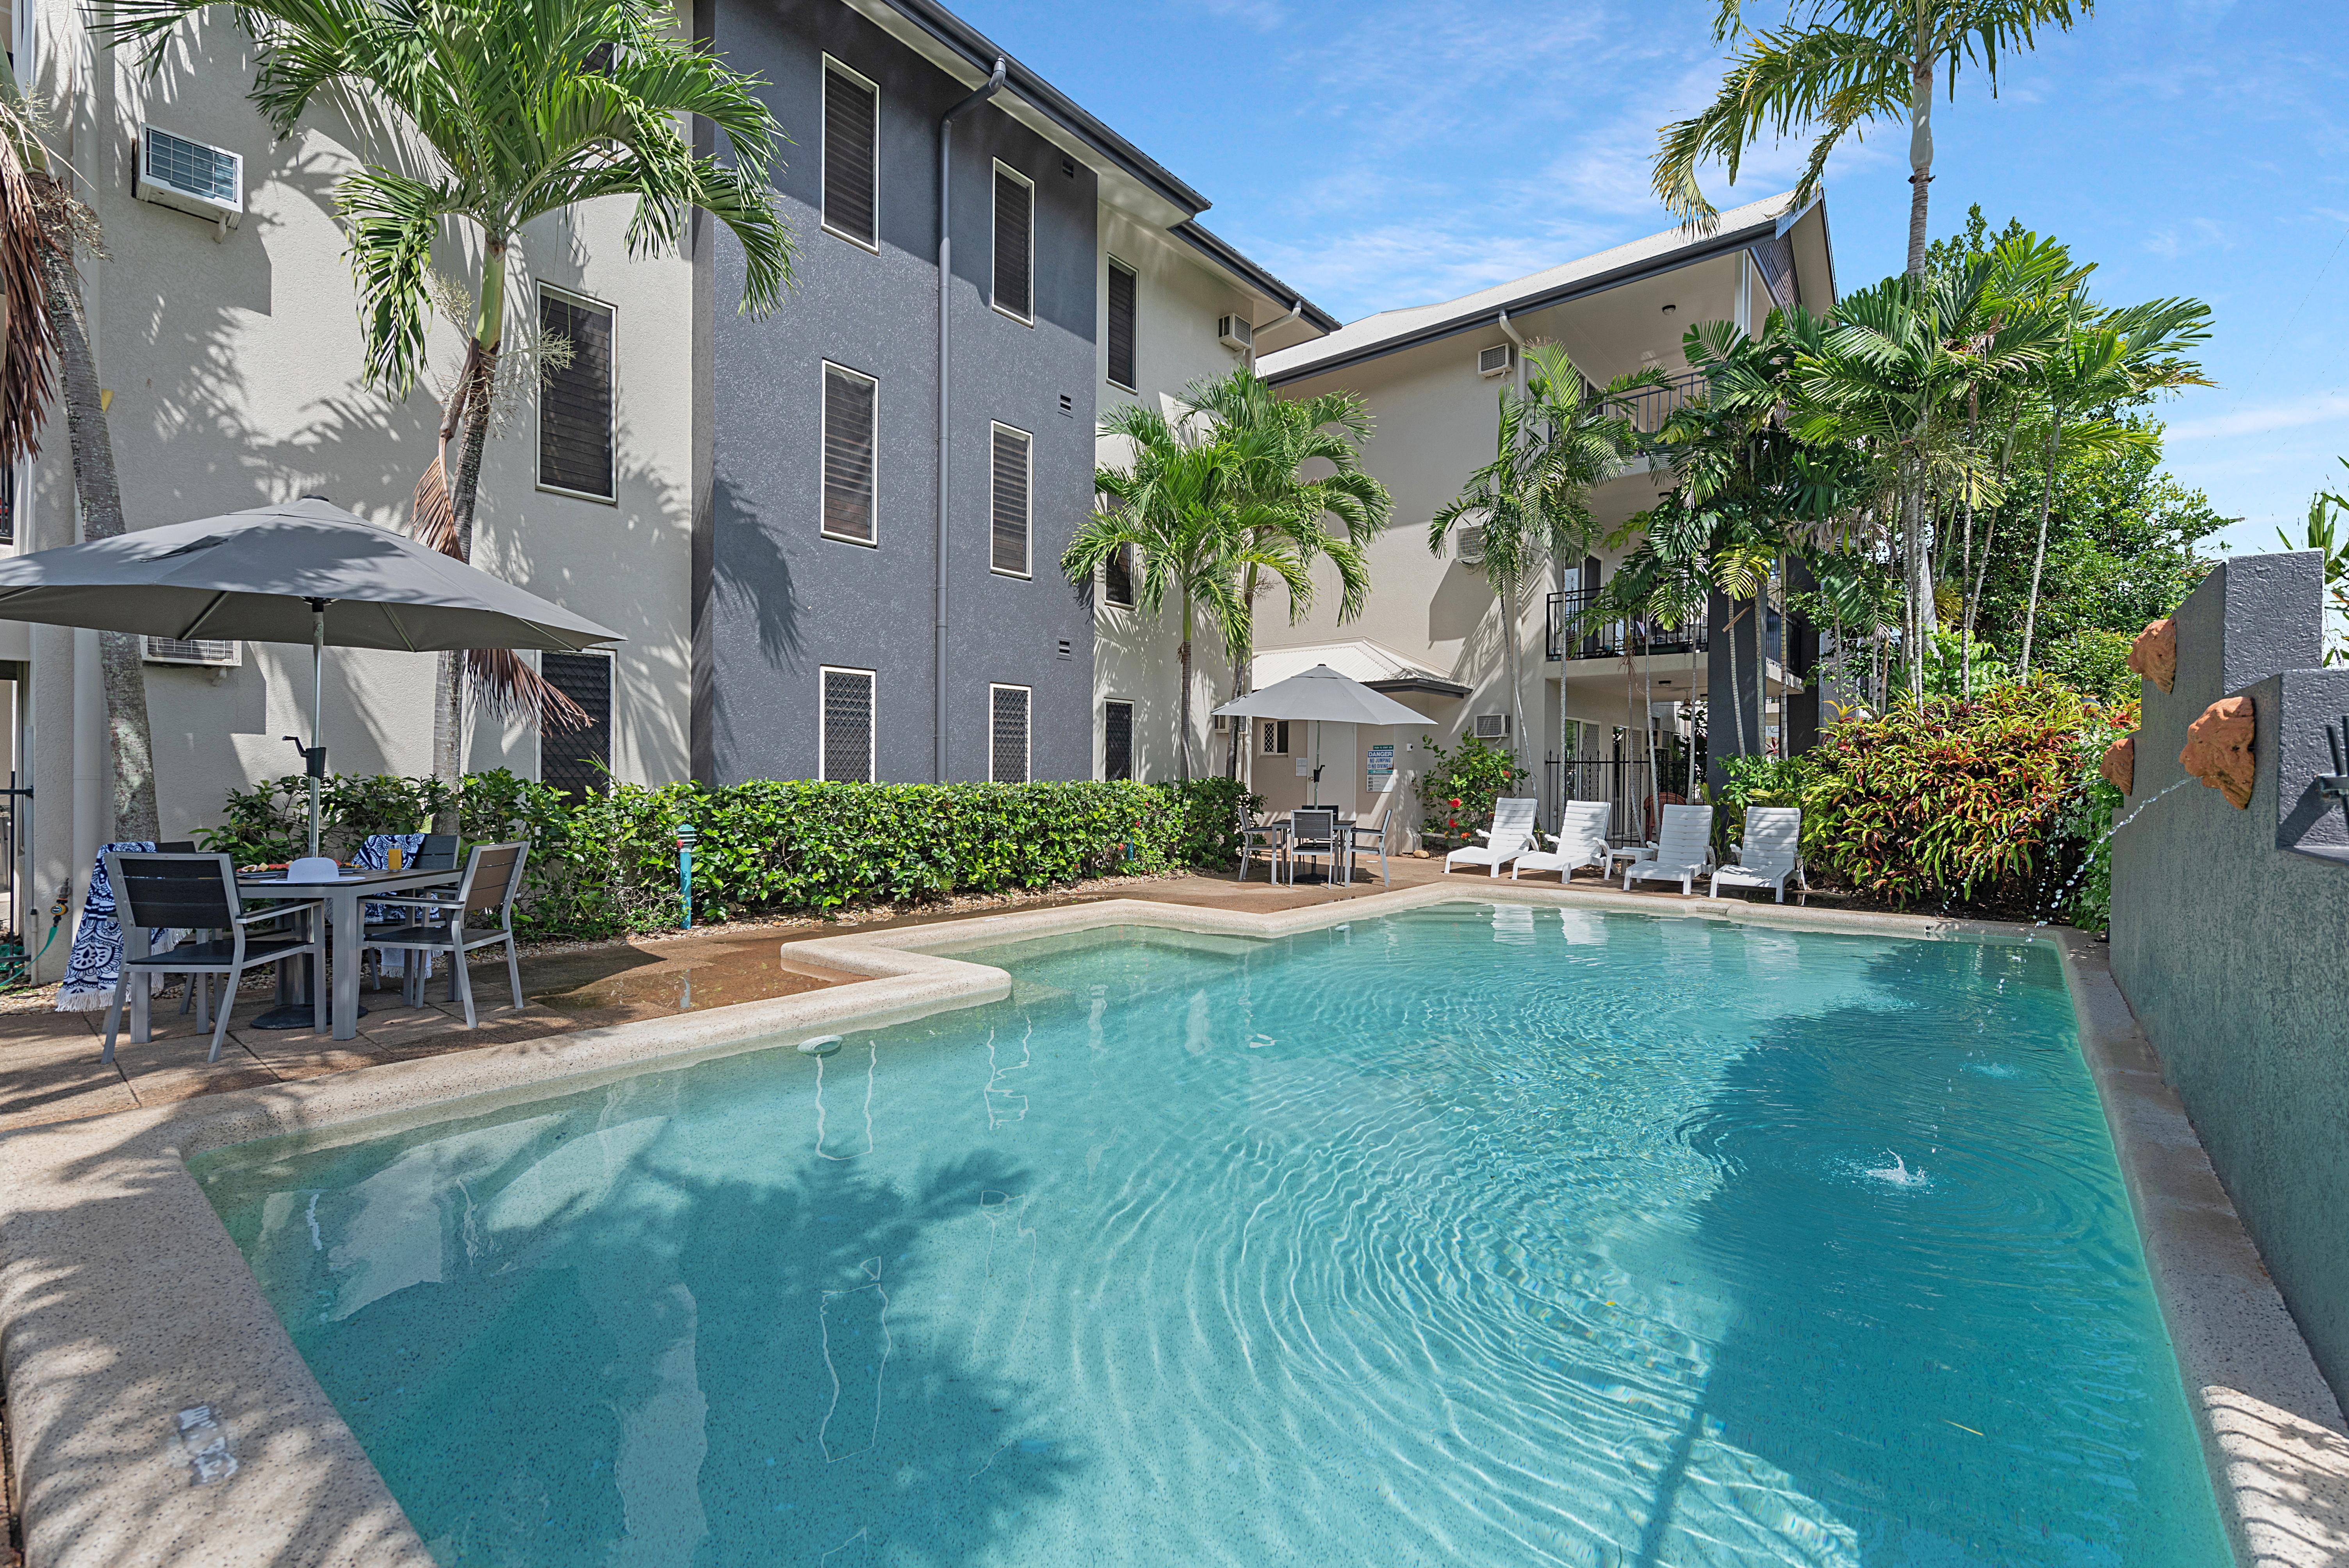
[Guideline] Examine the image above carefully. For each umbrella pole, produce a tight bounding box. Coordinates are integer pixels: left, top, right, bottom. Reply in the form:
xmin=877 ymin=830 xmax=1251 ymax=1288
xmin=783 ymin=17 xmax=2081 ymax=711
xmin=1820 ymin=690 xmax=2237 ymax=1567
xmin=308 ymin=599 xmax=326 ymax=859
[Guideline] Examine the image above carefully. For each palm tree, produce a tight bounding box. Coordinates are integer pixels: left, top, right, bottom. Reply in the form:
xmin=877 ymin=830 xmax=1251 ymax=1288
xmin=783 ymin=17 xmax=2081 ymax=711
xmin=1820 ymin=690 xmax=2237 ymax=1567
xmin=1065 ymin=405 xmax=1309 ymax=782
xmin=2013 ymin=293 xmax=2210 ymax=678
xmin=103 ymin=0 xmax=795 ymax=812
xmin=1174 ymin=371 xmax=1389 ymax=778
xmin=0 ymin=59 xmax=161 ymax=840
xmin=1653 ymin=0 xmax=2092 ymax=278
xmin=1789 ymin=260 xmax=2060 ymax=699
xmin=1432 ymin=347 xmax=1646 ymax=800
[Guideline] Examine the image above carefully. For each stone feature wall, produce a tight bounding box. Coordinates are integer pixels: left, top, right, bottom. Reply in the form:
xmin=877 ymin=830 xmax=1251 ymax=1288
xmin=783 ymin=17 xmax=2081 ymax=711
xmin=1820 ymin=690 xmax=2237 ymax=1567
xmin=2107 ymin=550 xmax=2349 ymax=1405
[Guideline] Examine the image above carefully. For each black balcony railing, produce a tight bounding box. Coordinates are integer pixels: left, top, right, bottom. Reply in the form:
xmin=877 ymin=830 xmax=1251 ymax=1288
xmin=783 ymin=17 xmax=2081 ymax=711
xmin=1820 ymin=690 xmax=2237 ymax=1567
xmin=1612 ymin=369 xmax=1709 ymax=438
xmin=1547 ymin=589 xmax=1711 ymax=661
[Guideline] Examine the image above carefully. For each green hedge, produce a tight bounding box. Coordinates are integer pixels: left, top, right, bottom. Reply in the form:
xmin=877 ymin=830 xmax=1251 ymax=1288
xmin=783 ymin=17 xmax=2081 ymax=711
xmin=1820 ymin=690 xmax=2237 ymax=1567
xmin=201 ymin=771 xmax=1257 ymax=941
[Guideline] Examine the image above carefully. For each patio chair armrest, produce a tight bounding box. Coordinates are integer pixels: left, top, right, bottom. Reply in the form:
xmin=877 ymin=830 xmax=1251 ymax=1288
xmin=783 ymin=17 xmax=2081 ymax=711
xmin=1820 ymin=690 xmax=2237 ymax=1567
xmin=232 ymin=902 xmax=316 ymax=925
xmin=367 ymin=896 xmax=465 ymax=915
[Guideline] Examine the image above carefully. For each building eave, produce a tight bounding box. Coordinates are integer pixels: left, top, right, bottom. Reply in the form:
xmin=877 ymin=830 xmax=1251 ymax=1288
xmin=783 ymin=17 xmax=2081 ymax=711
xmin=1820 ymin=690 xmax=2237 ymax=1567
xmin=1171 ymin=222 xmax=1340 ymax=335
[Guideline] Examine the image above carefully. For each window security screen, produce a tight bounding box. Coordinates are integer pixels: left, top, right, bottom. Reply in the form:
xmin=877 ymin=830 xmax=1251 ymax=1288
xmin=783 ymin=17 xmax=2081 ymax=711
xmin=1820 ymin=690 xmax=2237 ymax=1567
xmin=542 ymin=652 xmax=614 ymax=797
xmin=822 ymin=668 xmax=875 ymax=782
xmin=1105 ymin=700 xmax=1134 ymax=782
xmin=991 ymin=685 xmax=1030 ymax=784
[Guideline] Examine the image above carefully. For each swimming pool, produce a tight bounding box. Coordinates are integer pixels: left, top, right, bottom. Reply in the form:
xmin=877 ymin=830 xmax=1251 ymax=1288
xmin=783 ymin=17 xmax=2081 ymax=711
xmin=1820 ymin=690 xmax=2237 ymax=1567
xmin=194 ymin=905 xmax=2228 ymax=1566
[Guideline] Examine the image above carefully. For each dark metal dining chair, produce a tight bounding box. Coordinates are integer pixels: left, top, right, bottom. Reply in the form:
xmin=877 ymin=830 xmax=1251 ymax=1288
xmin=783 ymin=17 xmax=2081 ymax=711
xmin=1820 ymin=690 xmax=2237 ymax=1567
xmin=363 ymin=833 xmax=465 ymax=991
xmin=1289 ymin=808 xmax=1340 ymax=885
xmin=101 ymin=852 xmax=324 ymax=1063
xmin=360 ymin=842 xmax=531 ymax=1026
xmin=1347 ymin=807 xmax=1398 ymax=887
xmin=1237 ymin=812 xmax=1287 ymax=884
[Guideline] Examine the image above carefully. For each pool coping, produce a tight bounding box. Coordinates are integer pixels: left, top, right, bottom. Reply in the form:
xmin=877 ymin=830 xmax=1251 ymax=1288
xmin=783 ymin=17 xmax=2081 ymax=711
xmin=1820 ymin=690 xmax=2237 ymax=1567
xmin=0 ymin=882 xmax=2337 ymax=1565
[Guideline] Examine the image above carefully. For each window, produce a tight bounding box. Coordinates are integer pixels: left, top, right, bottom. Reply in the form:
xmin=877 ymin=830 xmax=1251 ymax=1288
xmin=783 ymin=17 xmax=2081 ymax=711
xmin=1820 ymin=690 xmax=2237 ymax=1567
xmin=821 ymin=59 xmax=879 ymax=249
xmin=820 ymin=666 xmax=875 ymax=782
xmin=822 ymin=362 xmax=877 ymax=543
xmin=1260 ymin=719 xmax=1290 ymax=756
xmin=990 ymin=683 xmax=1031 ymax=784
xmin=538 ymin=289 xmax=614 ymax=500
xmin=1106 ymin=258 xmax=1137 ymax=390
xmin=1103 ymin=543 xmax=1134 ymax=607
xmin=990 ymin=423 xmax=1031 ymax=576
xmin=542 ymin=652 xmax=614 ymax=797
xmin=1104 ymin=700 xmax=1134 ymax=781
xmin=992 ymin=162 xmax=1033 ymax=322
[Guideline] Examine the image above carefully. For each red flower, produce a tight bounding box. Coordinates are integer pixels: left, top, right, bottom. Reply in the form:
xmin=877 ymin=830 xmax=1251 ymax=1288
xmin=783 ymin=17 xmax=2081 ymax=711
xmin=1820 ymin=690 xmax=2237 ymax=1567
xmin=1448 ymin=796 xmax=1461 ymax=808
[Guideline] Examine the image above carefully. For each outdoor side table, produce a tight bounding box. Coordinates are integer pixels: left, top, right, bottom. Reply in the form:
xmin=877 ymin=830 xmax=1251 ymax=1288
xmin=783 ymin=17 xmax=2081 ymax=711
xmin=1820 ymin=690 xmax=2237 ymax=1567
xmin=237 ymin=865 xmax=477 ymax=1040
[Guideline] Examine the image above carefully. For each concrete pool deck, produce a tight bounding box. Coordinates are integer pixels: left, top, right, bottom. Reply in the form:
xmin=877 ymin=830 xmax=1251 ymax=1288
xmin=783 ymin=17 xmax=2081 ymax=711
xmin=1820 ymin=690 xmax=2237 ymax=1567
xmin=0 ymin=884 xmax=2341 ymax=1566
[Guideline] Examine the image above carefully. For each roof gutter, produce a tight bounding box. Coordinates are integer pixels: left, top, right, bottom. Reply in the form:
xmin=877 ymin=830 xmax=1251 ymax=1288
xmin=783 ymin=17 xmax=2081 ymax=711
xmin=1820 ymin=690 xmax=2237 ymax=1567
xmin=1172 ymin=222 xmax=1339 ymax=333
xmin=936 ymin=56 xmax=1006 ymax=785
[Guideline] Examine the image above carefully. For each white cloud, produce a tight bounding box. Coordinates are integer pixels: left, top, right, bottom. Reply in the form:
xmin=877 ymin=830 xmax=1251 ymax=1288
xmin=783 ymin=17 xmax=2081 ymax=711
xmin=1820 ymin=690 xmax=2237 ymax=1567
xmin=2164 ymin=390 xmax=2349 ymax=442
xmin=1182 ymin=0 xmax=1287 ymax=32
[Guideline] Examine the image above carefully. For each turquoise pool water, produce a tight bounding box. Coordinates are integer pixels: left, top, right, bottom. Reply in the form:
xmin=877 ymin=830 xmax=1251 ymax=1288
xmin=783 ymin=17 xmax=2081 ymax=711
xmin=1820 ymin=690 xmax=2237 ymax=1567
xmin=194 ymin=907 xmax=2228 ymax=1566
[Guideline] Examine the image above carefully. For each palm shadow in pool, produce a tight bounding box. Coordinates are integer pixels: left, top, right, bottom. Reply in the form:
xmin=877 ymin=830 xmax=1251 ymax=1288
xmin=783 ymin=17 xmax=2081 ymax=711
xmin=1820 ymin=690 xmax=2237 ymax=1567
xmin=1646 ymin=941 xmax=2210 ymax=1566
xmin=309 ymin=1134 xmax=1081 ymax=1567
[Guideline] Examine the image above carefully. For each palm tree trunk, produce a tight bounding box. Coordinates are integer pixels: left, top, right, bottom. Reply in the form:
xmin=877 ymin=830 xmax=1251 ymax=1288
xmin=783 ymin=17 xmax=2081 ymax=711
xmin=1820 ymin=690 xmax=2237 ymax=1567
xmin=1176 ymin=588 xmax=1194 ymax=784
xmin=41 ymin=240 xmax=159 ymax=843
xmin=430 ymin=242 xmax=507 ymax=831
xmin=1502 ymin=578 xmax=1529 ymax=784
xmin=1905 ymin=50 xmax=1934 ymax=278
xmin=2018 ymin=415 xmax=2061 ymax=681
xmin=1962 ymin=437 xmax=2013 ymax=686
xmin=1225 ymin=561 xmax=1259 ymax=780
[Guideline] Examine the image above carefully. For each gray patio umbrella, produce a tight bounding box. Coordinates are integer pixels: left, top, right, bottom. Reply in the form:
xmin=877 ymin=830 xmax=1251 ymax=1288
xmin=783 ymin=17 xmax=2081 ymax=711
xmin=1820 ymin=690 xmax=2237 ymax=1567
xmin=1212 ymin=665 xmax=1427 ymax=806
xmin=0 ymin=496 xmax=622 ymax=855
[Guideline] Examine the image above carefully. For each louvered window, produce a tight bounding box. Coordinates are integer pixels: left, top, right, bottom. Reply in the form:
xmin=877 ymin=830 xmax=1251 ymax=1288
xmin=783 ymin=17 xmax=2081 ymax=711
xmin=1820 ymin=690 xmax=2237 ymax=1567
xmin=1106 ymin=258 xmax=1137 ymax=389
xmin=990 ymin=684 xmax=1030 ymax=784
xmin=822 ymin=362 xmax=877 ymax=543
xmin=1104 ymin=700 xmax=1134 ymax=782
xmin=538 ymin=290 xmax=614 ymax=500
xmin=989 ymin=423 xmax=1030 ymax=576
xmin=820 ymin=666 xmax=875 ymax=782
xmin=822 ymin=60 xmax=877 ymax=248
xmin=1104 ymin=543 xmax=1134 ymax=606
xmin=992 ymin=162 xmax=1032 ymax=322
xmin=542 ymin=652 xmax=613 ymax=797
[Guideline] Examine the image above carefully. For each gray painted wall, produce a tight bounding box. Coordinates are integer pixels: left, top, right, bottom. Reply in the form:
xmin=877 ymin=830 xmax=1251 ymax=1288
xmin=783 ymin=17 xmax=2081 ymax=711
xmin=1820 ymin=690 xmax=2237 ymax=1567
xmin=695 ymin=0 xmax=1096 ymax=785
xmin=2107 ymin=549 xmax=2349 ymax=1402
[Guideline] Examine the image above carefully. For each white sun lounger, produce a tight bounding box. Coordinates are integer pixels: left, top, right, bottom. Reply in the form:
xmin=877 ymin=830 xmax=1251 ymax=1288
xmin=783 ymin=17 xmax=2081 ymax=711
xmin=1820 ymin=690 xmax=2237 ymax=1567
xmin=1710 ymin=805 xmax=1808 ymax=902
xmin=1511 ymin=800 xmax=1612 ymax=884
xmin=1622 ymin=804 xmax=1714 ymax=896
xmin=1443 ymin=796 xmax=1539 ymax=878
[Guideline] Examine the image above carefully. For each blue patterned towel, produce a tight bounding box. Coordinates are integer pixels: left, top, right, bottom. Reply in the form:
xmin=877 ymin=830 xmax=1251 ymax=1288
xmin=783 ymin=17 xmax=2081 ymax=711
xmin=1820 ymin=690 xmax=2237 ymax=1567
xmin=354 ymin=834 xmax=431 ymax=974
xmin=56 ymin=842 xmax=188 ymax=1012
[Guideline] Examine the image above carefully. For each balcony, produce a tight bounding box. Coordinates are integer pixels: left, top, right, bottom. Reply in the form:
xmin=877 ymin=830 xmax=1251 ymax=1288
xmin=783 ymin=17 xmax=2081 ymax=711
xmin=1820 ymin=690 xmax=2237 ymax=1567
xmin=1547 ymin=589 xmax=1711 ymax=661
xmin=1614 ymin=369 xmax=1709 ymax=438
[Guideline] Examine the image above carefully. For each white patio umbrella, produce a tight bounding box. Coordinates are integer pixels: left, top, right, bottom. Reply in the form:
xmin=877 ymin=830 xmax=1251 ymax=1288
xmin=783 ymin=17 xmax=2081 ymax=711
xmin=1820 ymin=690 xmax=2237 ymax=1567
xmin=1212 ymin=664 xmax=1426 ymax=807
xmin=0 ymin=497 xmax=622 ymax=855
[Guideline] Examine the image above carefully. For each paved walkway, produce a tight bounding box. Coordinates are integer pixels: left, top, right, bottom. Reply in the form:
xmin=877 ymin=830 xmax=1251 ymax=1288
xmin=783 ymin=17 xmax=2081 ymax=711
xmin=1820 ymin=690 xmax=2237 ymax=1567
xmin=0 ymin=853 xmax=1786 ymax=1133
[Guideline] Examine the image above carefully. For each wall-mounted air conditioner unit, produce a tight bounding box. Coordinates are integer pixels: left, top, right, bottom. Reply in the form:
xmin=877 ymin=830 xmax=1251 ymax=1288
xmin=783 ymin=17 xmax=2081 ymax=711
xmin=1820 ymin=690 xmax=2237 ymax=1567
xmin=1474 ymin=712 xmax=1510 ymax=739
xmin=1477 ymin=344 xmax=1512 ymax=377
xmin=1217 ymin=314 xmax=1254 ymax=353
xmin=1455 ymin=524 xmax=1485 ymax=568
xmin=142 ymin=636 xmax=241 ymax=668
xmin=135 ymin=125 xmax=244 ymax=233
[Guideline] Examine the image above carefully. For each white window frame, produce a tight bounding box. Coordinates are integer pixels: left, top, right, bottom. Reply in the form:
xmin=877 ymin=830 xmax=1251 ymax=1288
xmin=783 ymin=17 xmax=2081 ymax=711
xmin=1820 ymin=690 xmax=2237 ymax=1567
xmin=819 ymin=55 xmax=880 ymax=255
xmin=988 ymin=420 xmax=1033 ymax=579
xmin=819 ymin=359 xmax=880 ymax=547
xmin=818 ymin=664 xmax=877 ymax=782
xmin=1104 ymin=254 xmax=1138 ymax=392
xmin=990 ymin=159 xmax=1035 ymax=326
xmin=989 ymin=682 xmax=1032 ymax=784
xmin=535 ymin=283 xmax=619 ymax=505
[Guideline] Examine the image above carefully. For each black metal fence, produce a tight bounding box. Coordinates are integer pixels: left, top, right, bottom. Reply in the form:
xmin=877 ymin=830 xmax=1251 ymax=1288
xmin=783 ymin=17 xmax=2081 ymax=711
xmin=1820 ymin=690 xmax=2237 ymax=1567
xmin=1544 ymin=756 xmax=1703 ymax=845
xmin=1615 ymin=369 xmax=1709 ymax=437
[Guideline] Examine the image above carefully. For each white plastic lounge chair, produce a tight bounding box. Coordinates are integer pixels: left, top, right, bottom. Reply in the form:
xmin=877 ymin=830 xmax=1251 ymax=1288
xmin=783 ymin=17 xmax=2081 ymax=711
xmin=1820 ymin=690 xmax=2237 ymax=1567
xmin=1443 ymin=796 xmax=1538 ymax=878
xmin=1711 ymin=805 xmax=1808 ymax=903
xmin=1622 ymin=804 xmax=1714 ymax=895
xmin=1511 ymin=801 xmax=1612 ymax=884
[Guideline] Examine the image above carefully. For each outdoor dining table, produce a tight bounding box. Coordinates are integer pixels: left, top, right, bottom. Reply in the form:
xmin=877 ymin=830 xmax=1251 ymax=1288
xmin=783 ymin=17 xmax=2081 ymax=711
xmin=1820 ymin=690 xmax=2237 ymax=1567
xmin=232 ymin=864 xmax=467 ymax=1040
xmin=1280 ymin=813 xmax=1360 ymax=888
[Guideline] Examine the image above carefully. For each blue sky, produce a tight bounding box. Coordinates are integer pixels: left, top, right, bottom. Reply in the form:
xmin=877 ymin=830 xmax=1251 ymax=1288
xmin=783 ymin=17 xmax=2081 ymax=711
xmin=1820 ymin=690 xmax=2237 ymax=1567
xmin=956 ymin=0 xmax=2348 ymax=553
